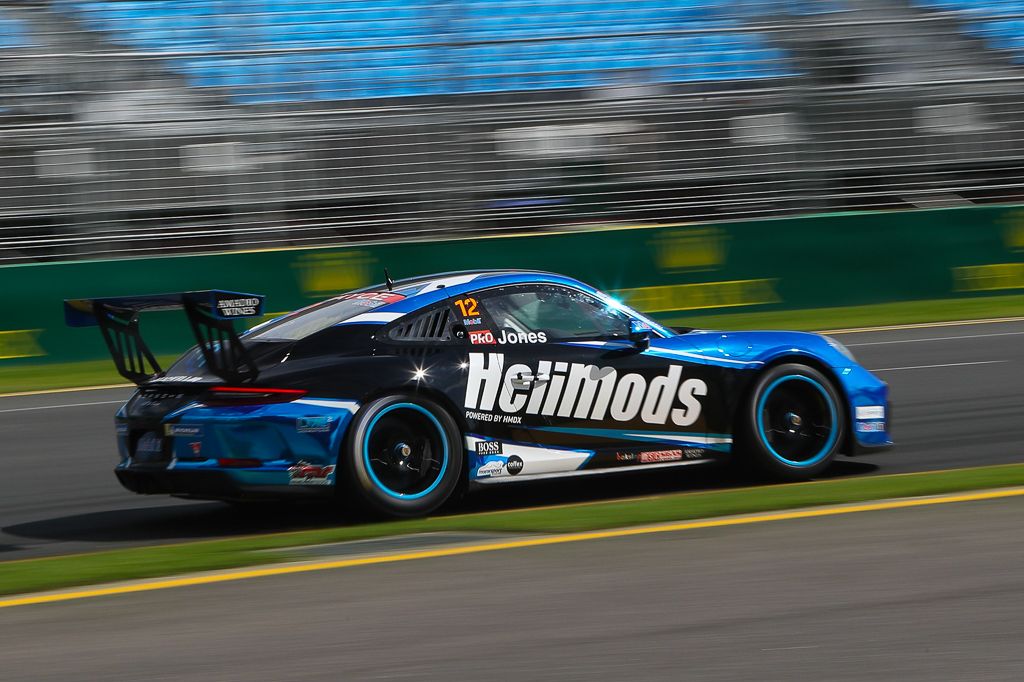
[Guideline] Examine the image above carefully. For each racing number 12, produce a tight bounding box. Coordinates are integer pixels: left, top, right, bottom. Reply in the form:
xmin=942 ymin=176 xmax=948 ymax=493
xmin=455 ymin=297 xmax=479 ymax=317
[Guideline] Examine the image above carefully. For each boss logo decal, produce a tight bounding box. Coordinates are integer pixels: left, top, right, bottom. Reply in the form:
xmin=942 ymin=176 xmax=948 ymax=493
xmin=475 ymin=441 xmax=503 ymax=455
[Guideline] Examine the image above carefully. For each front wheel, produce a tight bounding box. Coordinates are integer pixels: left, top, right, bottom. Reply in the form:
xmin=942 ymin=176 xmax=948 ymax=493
xmin=737 ymin=363 xmax=845 ymax=480
xmin=340 ymin=394 xmax=463 ymax=518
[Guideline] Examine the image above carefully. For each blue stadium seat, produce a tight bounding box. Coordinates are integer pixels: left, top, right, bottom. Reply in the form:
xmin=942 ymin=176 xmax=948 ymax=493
xmin=0 ymin=14 xmax=35 ymax=49
xmin=55 ymin=0 xmax=797 ymax=103
xmin=912 ymin=0 xmax=1024 ymax=61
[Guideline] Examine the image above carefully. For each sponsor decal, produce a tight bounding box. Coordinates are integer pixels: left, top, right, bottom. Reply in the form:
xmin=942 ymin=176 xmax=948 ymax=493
xmin=454 ymin=297 xmax=480 ymax=317
xmin=470 ymin=329 xmax=547 ymax=345
xmin=620 ymin=448 xmax=703 ymax=462
xmin=495 ymin=330 xmax=547 ymax=345
xmin=136 ymin=432 xmax=163 ymax=453
xmin=464 ymin=353 xmax=706 ymax=426
xmin=475 ymin=440 xmax=503 ymax=456
xmin=639 ymin=449 xmax=684 ymax=464
xmin=463 ymin=317 xmax=483 ymax=326
xmin=151 ymin=375 xmax=205 ymax=383
xmin=164 ymin=424 xmax=203 ymax=438
xmin=652 ymin=226 xmax=727 ymax=272
xmin=295 ymin=251 xmax=374 ymax=298
xmin=469 ymin=329 xmax=497 ymax=345
xmin=340 ymin=291 xmax=406 ymax=308
xmin=288 ymin=462 xmax=335 ymax=485
xmin=0 ymin=329 xmax=44 ymax=360
xmin=856 ymin=421 xmax=886 ymax=433
xmin=296 ymin=416 xmax=332 ymax=433
xmin=506 ymin=455 xmax=524 ymax=475
xmin=466 ymin=409 xmax=523 ymax=425
xmin=189 ymin=441 xmax=202 ymax=456
xmin=954 ymin=263 xmax=1024 ymax=293
xmin=613 ymin=278 xmax=779 ymax=314
xmin=476 ymin=460 xmax=505 ymax=477
xmin=217 ymin=297 xmax=261 ymax=317
xmin=855 ymin=405 xmax=885 ymax=420
xmin=140 ymin=390 xmax=185 ymax=402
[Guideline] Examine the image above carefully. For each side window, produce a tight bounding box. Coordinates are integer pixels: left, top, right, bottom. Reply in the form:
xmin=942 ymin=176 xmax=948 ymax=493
xmin=387 ymin=305 xmax=454 ymax=343
xmin=475 ymin=286 xmax=629 ymax=342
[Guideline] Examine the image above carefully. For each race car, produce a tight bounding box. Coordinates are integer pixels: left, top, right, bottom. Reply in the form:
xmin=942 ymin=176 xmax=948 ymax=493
xmin=65 ymin=270 xmax=891 ymax=517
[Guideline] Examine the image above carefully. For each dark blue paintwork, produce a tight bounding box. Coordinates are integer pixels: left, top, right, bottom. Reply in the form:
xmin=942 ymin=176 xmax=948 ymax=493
xmin=110 ymin=270 xmax=891 ymax=501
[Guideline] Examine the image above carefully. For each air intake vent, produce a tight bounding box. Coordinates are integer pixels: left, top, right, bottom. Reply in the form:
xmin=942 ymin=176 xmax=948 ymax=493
xmin=388 ymin=308 xmax=452 ymax=342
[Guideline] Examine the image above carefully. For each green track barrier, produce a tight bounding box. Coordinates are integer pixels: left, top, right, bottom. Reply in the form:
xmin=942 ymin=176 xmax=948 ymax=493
xmin=2 ymin=204 xmax=1024 ymax=370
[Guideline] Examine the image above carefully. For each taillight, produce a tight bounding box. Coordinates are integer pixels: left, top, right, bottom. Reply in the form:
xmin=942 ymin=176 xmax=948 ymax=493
xmin=217 ymin=458 xmax=263 ymax=468
xmin=204 ymin=386 xmax=307 ymax=406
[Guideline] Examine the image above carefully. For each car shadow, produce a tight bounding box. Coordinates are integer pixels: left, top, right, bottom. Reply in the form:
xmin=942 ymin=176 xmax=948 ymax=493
xmin=2 ymin=458 xmax=878 ymax=558
xmin=2 ymin=500 xmax=336 ymax=548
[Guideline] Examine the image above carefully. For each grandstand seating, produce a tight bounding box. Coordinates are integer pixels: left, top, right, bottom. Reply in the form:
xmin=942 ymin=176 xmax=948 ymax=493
xmin=52 ymin=0 xmax=794 ymax=104
xmin=914 ymin=0 xmax=1024 ymax=62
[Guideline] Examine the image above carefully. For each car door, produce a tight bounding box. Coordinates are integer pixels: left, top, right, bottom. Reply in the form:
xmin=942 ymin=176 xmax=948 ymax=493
xmin=447 ymin=287 xmax=553 ymax=479
xmin=459 ymin=284 xmax=715 ymax=480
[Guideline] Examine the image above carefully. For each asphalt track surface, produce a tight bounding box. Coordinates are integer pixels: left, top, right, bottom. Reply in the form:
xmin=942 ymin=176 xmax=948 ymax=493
xmin=1 ymin=318 xmax=1022 ymax=560
xmin=3 ymin=496 xmax=1022 ymax=680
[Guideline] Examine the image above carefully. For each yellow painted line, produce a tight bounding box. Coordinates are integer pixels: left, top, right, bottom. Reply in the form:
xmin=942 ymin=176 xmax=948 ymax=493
xmin=2 ymin=486 xmax=1023 ymax=610
xmin=0 ymin=383 xmax=132 ymax=399
xmin=822 ymin=316 xmax=1024 ymax=335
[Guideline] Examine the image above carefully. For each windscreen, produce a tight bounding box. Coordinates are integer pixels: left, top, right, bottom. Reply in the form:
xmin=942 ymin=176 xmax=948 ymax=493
xmin=243 ymin=291 xmax=405 ymax=342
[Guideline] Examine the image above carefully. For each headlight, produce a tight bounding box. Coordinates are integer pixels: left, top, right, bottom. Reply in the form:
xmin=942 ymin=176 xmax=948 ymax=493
xmin=824 ymin=336 xmax=856 ymax=363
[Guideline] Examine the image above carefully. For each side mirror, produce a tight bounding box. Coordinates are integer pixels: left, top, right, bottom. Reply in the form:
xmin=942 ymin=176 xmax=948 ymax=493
xmin=628 ymin=319 xmax=651 ymax=351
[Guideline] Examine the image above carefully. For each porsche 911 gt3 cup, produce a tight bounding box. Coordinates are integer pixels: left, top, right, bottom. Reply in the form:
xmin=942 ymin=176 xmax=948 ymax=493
xmin=65 ymin=270 xmax=891 ymax=517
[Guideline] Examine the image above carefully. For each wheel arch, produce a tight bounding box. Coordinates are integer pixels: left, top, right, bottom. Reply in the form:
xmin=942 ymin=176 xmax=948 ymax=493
xmin=340 ymin=382 xmax=469 ymax=462
xmin=336 ymin=387 xmax=467 ymax=516
xmin=735 ymin=354 xmax=854 ymax=456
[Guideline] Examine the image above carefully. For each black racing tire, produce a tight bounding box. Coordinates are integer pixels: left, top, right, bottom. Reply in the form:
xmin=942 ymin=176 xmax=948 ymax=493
xmin=736 ymin=363 xmax=845 ymax=481
xmin=339 ymin=394 xmax=463 ymax=518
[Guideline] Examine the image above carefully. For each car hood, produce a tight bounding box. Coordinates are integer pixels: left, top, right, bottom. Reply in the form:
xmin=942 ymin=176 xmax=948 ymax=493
xmin=659 ymin=329 xmax=854 ymax=369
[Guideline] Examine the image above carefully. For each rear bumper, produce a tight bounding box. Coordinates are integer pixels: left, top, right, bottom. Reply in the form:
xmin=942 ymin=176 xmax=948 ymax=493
xmin=115 ymin=467 xmax=333 ymax=501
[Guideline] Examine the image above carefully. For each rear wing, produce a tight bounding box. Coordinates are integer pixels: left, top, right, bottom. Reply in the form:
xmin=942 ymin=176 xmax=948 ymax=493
xmin=64 ymin=290 xmax=266 ymax=385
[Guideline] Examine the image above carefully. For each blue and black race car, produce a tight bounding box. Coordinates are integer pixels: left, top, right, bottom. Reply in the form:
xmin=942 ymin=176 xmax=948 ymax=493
xmin=65 ymin=270 xmax=891 ymax=517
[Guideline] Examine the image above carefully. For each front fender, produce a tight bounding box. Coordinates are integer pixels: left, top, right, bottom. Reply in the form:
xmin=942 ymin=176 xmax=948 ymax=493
xmin=694 ymin=330 xmax=891 ymax=452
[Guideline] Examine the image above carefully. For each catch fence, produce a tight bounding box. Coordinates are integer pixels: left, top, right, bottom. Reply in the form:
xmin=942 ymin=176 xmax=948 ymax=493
xmin=1 ymin=0 xmax=1024 ymax=262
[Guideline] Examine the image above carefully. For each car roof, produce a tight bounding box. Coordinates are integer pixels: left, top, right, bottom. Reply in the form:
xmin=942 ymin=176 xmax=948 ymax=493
xmin=353 ymin=270 xmax=601 ymax=319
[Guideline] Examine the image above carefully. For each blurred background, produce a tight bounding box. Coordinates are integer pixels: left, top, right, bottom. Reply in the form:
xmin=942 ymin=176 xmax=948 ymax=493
xmin=2 ymin=0 xmax=1024 ymax=379
xmin=2 ymin=8 xmax=1024 ymax=673
xmin=1 ymin=0 xmax=1024 ymax=263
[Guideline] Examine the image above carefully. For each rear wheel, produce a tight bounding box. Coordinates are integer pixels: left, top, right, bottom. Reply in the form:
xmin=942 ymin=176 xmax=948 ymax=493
xmin=737 ymin=363 xmax=844 ymax=480
xmin=340 ymin=395 xmax=463 ymax=518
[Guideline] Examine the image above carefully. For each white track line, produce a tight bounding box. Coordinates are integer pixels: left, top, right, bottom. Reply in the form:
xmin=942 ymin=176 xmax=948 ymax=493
xmin=870 ymin=360 xmax=1008 ymax=373
xmin=0 ymin=400 xmax=124 ymax=415
xmin=847 ymin=331 xmax=1024 ymax=347
xmin=823 ymin=316 xmax=1024 ymax=335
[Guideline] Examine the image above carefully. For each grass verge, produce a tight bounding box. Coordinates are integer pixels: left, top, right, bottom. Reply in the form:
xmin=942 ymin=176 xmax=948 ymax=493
xmin=5 ymin=294 xmax=1024 ymax=395
xmin=660 ymin=293 xmax=1024 ymax=332
xmin=0 ymin=357 xmax=176 ymax=395
xmin=2 ymin=462 xmax=1023 ymax=597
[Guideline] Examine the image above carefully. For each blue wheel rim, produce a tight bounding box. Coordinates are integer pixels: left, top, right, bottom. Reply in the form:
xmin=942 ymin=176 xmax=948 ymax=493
xmin=362 ymin=402 xmax=449 ymax=500
xmin=755 ymin=375 xmax=838 ymax=468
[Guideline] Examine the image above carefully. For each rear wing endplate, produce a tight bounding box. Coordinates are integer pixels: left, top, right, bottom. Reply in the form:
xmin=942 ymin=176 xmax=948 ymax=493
xmin=64 ymin=290 xmax=266 ymax=385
